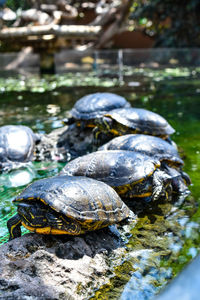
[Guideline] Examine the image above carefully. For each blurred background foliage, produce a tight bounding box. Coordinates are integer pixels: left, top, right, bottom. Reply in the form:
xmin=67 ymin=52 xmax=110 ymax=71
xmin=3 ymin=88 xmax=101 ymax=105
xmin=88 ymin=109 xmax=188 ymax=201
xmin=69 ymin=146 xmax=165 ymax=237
xmin=6 ymin=0 xmax=29 ymax=10
xmin=3 ymin=0 xmax=200 ymax=47
xmin=130 ymin=0 xmax=200 ymax=47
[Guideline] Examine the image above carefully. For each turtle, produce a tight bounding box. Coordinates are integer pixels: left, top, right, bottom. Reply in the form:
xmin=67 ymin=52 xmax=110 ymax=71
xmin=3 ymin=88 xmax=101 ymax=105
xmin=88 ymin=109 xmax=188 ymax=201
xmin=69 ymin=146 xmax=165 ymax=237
xmin=0 ymin=125 xmax=40 ymax=171
xmin=60 ymin=150 xmax=189 ymax=202
xmin=99 ymin=134 xmax=183 ymax=167
xmin=7 ymin=175 xmax=131 ymax=240
xmin=93 ymin=107 xmax=175 ymax=144
xmin=98 ymin=134 xmax=191 ymax=189
xmin=64 ymin=92 xmax=131 ymax=128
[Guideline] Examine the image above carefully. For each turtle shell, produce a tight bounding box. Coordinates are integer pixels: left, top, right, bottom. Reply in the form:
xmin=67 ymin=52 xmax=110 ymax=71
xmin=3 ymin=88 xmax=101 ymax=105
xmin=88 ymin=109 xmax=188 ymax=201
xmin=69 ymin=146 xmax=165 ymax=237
xmin=70 ymin=92 xmax=130 ymax=120
xmin=99 ymin=134 xmax=183 ymax=166
xmin=104 ymin=108 xmax=175 ymax=136
xmin=0 ymin=125 xmax=40 ymax=163
xmin=14 ymin=175 xmax=130 ymax=227
xmin=60 ymin=150 xmax=160 ymax=189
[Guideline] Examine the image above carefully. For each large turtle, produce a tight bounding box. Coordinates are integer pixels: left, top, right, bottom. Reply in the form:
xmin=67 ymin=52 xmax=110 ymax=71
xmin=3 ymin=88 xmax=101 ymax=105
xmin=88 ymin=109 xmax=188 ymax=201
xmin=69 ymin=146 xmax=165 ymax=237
xmin=60 ymin=150 xmax=189 ymax=201
xmin=65 ymin=92 xmax=131 ymax=128
xmin=7 ymin=175 xmax=131 ymax=240
xmin=0 ymin=125 xmax=40 ymax=171
xmin=94 ymin=108 xmax=175 ymax=143
xmin=98 ymin=134 xmax=191 ymax=195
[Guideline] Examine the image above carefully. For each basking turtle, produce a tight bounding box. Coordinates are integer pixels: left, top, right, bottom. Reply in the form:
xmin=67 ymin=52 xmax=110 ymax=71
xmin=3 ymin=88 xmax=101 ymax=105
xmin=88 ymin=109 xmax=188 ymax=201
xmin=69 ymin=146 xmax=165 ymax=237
xmin=0 ymin=125 xmax=40 ymax=171
xmin=60 ymin=150 xmax=187 ymax=201
xmin=94 ymin=108 xmax=175 ymax=143
xmin=65 ymin=92 xmax=131 ymax=128
xmin=7 ymin=175 xmax=131 ymax=240
xmin=99 ymin=134 xmax=191 ymax=195
xmin=99 ymin=134 xmax=183 ymax=167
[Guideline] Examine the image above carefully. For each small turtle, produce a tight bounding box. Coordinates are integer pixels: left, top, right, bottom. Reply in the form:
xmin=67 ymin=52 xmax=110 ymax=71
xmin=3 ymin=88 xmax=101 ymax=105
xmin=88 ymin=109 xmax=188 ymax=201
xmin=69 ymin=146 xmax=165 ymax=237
xmin=7 ymin=175 xmax=131 ymax=240
xmin=65 ymin=92 xmax=130 ymax=128
xmin=94 ymin=108 xmax=175 ymax=143
xmin=0 ymin=125 xmax=40 ymax=171
xmin=60 ymin=150 xmax=187 ymax=201
xmin=98 ymin=134 xmax=191 ymax=189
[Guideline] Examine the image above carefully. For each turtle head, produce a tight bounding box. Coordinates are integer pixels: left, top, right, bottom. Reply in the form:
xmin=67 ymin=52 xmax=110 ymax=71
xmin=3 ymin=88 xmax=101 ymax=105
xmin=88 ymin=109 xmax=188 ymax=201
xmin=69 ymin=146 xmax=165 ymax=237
xmin=95 ymin=116 xmax=113 ymax=133
xmin=17 ymin=201 xmax=82 ymax=235
xmin=17 ymin=201 xmax=48 ymax=227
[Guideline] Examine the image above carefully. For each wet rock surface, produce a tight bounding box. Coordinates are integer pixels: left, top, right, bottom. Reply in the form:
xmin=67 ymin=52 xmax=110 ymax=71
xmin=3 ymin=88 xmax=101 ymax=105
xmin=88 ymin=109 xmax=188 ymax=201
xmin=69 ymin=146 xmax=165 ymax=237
xmin=35 ymin=125 xmax=95 ymax=162
xmin=0 ymin=223 xmax=132 ymax=300
xmin=0 ymin=195 xmax=198 ymax=300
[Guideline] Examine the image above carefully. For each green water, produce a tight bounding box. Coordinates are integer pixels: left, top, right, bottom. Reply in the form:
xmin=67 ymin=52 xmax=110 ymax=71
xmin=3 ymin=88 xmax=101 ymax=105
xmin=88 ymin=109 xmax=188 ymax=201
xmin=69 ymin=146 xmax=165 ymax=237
xmin=0 ymin=68 xmax=200 ymax=298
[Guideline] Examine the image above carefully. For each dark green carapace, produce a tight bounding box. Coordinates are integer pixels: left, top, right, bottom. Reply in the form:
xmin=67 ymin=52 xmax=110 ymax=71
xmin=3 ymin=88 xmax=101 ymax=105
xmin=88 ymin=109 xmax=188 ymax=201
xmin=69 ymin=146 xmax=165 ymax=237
xmin=66 ymin=92 xmax=130 ymax=127
xmin=94 ymin=108 xmax=175 ymax=143
xmin=60 ymin=150 xmax=190 ymax=201
xmin=7 ymin=175 xmax=131 ymax=239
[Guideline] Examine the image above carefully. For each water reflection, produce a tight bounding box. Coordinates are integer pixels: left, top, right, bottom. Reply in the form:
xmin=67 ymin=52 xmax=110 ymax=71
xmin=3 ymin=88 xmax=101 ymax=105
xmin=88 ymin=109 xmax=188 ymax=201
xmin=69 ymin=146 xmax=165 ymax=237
xmin=0 ymin=165 xmax=36 ymax=188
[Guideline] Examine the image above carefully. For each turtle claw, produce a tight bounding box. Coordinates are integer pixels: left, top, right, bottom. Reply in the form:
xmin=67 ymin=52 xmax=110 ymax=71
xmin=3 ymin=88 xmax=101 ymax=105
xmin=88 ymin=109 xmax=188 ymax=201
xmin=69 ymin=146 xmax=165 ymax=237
xmin=152 ymin=169 xmax=172 ymax=201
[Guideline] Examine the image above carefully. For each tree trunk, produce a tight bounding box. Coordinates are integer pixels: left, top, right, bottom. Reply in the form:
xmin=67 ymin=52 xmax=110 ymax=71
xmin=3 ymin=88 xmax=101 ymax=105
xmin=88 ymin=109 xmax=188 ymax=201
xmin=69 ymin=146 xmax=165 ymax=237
xmin=95 ymin=0 xmax=134 ymax=48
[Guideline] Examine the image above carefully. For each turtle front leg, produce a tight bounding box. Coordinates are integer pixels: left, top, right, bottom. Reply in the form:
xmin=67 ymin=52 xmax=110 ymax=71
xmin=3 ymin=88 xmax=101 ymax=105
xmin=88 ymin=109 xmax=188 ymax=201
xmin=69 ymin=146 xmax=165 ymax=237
xmin=181 ymin=170 xmax=191 ymax=186
xmin=92 ymin=126 xmax=102 ymax=146
xmin=163 ymin=166 xmax=191 ymax=201
xmin=7 ymin=213 xmax=22 ymax=240
xmin=152 ymin=169 xmax=172 ymax=201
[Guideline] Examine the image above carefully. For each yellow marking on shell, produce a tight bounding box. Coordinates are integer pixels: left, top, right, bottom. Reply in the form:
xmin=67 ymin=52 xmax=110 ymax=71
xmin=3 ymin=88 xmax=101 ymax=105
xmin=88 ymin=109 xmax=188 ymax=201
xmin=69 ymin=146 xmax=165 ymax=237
xmin=86 ymin=124 xmax=95 ymax=128
xmin=131 ymin=192 xmax=152 ymax=198
xmin=38 ymin=198 xmax=48 ymax=205
xmin=76 ymin=121 xmax=95 ymax=128
xmin=14 ymin=198 xmax=23 ymax=202
xmin=10 ymin=219 xmax=21 ymax=238
xmin=22 ymin=222 xmax=81 ymax=235
xmin=22 ymin=222 xmax=36 ymax=233
xmin=14 ymin=197 xmax=48 ymax=206
xmin=50 ymin=228 xmax=80 ymax=235
xmin=113 ymin=163 xmax=160 ymax=196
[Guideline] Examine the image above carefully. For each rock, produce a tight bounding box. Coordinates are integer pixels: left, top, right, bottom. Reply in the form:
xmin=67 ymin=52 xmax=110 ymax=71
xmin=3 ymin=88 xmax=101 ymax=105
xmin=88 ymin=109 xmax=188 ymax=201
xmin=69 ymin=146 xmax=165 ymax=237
xmin=0 ymin=224 xmax=130 ymax=299
xmin=0 ymin=195 xmax=196 ymax=299
xmin=35 ymin=124 xmax=94 ymax=162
